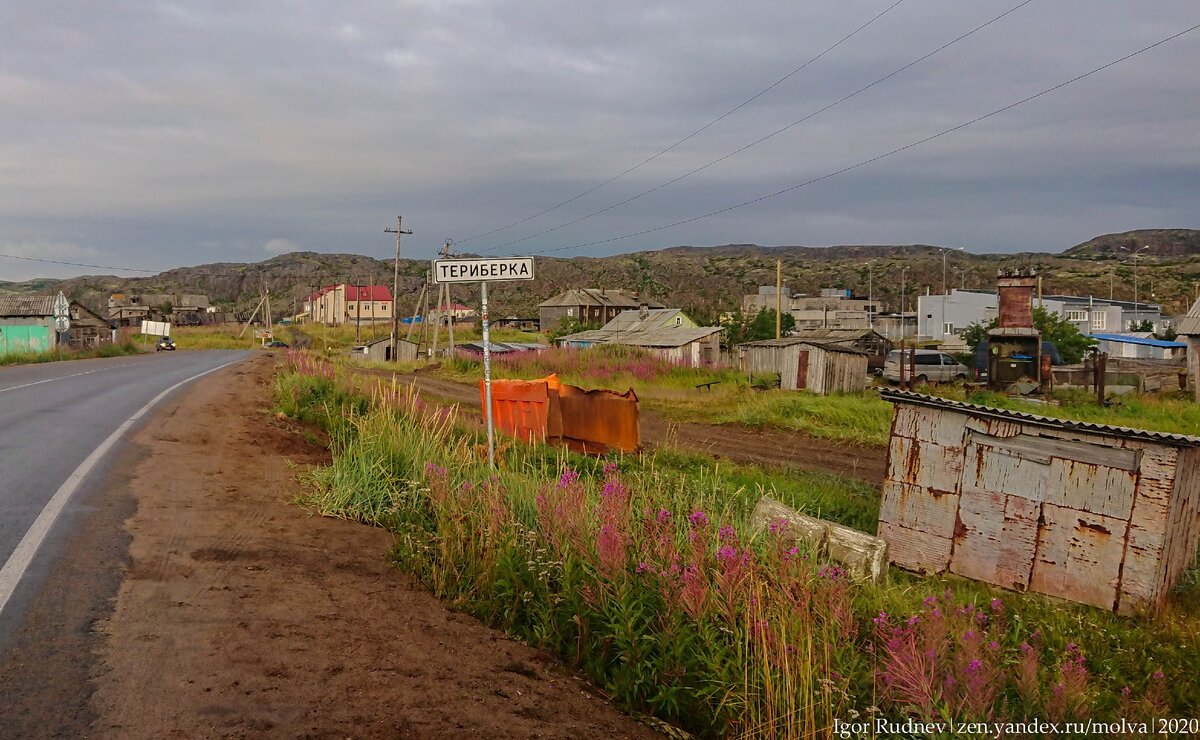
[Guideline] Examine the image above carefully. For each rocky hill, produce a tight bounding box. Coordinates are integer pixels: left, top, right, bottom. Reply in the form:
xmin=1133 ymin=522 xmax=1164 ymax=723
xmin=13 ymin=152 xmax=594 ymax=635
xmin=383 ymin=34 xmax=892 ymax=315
xmin=6 ymin=229 xmax=1200 ymax=320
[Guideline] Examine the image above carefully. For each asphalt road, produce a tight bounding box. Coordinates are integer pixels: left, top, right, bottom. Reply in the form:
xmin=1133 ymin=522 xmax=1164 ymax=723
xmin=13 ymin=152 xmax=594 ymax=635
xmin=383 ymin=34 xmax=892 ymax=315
xmin=0 ymin=350 xmax=251 ymax=641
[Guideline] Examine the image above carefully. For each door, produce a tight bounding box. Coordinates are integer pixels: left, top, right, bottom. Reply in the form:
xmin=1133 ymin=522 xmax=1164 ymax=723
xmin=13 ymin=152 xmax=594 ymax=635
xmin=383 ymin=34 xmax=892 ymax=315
xmin=796 ymin=350 xmax=809 ymax=390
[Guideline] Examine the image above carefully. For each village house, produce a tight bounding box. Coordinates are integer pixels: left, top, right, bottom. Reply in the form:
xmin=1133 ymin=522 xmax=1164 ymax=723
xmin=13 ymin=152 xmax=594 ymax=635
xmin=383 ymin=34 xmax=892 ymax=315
xmin=1089 ymin=332 xmax=1187 ymax=361
xmin=302 ymin=284 xmax=393 ymax=326
xmin=107 ymin=293 xmax=211 ymax=326
xmin=1 ymin=295 xmax=115 ymax=356
xmin=538 ymin=288 xmax=662 ymax=333
xmin=556 ymin=307 xmax=721 ymax=367
xmin=353 ymin=336 xmax=419 ymax=363
xmin=743 ymin=286 xmax=884 ymax=331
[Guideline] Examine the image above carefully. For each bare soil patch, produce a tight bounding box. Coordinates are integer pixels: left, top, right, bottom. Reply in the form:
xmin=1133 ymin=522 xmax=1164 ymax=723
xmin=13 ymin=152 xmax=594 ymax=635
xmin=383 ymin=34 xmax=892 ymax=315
xmin=90 ymin=356 xmax=658 ymax=738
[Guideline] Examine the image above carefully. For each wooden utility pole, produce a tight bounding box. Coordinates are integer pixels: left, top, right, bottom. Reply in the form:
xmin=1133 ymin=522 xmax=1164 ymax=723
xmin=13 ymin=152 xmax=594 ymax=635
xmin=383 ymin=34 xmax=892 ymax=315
xmin=384 ymin=215 xmax=412 ymax=362
xmin=775 ymin=259 xmax=782 ymax=340
xmin=443 ymin=240 xmax=455 ymax=356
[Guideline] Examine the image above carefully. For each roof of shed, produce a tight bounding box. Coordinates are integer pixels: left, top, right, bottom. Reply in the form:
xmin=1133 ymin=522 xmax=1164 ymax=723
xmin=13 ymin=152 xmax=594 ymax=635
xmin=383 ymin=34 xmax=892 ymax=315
xmin=1175 ymin=298 xmax=1200 ymax=335
xmin=880 ymin=388 xmax=1200 ymax=447
xmin=559 ymin=324 xmax=721 ymax=348
xmin=0 ymin=294 xmax=55 ymax=317
xmin=538 ymin=288 xmax=663 ymax=309
xmin=739 ymin=337 xmax=869 ymax=354
xmin=1089 ymin=332 xmax=1186 ymax=349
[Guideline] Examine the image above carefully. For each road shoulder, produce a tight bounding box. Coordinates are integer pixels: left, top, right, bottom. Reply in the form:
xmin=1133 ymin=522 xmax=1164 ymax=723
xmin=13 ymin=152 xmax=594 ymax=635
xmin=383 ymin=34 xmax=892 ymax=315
xmin=89 ymin=355 xmax=657 ymax=738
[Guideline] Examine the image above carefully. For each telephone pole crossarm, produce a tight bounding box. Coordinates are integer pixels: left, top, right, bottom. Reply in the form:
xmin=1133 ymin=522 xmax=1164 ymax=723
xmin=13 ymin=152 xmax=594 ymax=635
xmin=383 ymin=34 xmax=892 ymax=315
xmin=384 ymin=215 xmax=413 ymax=362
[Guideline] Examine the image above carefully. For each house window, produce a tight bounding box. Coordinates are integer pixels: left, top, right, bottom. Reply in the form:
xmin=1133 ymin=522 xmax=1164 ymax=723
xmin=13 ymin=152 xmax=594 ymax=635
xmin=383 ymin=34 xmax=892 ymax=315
xmin=1066 ymin=309 xmax=1087 ymax=322
xmin=567 ymin=308 xmax=574 ymax=317
xmin=1091 ymin=313 xmax=1106 ymax=330
xmin=943 ymin=322 xmax=954 ymax=335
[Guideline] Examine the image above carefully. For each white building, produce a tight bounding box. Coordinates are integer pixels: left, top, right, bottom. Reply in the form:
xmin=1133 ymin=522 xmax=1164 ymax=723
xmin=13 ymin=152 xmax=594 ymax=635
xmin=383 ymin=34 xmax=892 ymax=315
xmin=918 ymin=289 xmax=1164 ymax=346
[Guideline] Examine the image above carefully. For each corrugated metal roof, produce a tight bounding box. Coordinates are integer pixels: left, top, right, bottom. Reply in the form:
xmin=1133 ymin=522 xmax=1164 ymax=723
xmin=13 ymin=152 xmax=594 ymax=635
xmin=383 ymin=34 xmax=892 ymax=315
xmin=538 ymin=288 xmax=663 ymax=309
xmin=1175 ymin=298 xmax=1200 ymax=335
xmin=558 ymin=325 xmax=721 ymax=348
xmin=0 ymin=294 xmax=55 ymax=317
xmin=1089 ymin=333 xmax=1186 ymax=349
xmin=738 ymin=337 xmax=868 ymax=354
xmin=880 ymin=388 xmax=1200 ymax=447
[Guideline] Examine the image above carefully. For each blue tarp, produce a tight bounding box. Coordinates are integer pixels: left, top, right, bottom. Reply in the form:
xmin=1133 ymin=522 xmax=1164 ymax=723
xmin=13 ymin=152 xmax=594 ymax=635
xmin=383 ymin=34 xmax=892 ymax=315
xmin=1088 ymin=333 xmax=1185 ymax=349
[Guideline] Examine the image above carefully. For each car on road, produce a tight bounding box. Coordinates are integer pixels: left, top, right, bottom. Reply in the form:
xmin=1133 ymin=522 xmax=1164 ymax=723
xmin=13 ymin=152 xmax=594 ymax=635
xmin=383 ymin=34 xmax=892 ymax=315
xmin=883 ymin=349 xmax=969 ymax=384
xmin=155 ymin=336 xmax=176 ymax=351
xmin=264 ymin=340 xmax=289 ymax=348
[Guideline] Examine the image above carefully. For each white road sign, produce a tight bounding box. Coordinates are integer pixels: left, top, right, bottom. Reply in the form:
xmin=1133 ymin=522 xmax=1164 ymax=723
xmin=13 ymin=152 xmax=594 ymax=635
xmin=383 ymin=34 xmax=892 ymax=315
xmin=52 ymin=292 xmax=70 ymax=319
xmin=432 ymin=257 xmax=534 ymax=284
xmin=54 ymin=316 xmax=71 ymax=333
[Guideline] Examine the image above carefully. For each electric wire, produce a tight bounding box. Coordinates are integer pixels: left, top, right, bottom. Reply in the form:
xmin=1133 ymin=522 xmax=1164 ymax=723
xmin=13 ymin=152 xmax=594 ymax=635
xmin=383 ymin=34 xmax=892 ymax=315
xmin=480 ymin=0 xmax=1036 ymax=254
xmin=453 ymin=0 xmax=908 ymax=245
xmin=518 ymin=22 xmax=1200 ymax=258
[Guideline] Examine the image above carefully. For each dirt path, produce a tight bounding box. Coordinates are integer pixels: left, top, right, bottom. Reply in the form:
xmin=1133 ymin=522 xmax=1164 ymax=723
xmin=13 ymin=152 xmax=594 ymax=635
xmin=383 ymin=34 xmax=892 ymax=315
xmin=90 ymin=356 xmax=659 ymax=739
xmin=400 ymin=372 xmax=886 ymax=485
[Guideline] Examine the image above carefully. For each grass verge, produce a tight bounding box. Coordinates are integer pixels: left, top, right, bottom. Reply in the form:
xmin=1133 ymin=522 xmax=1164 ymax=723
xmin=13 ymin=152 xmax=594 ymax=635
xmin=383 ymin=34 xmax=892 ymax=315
xmin=0 ymin=341 xmax=144 ymax=366
xmin=276 ymin=354 xmax=1200 ymax=737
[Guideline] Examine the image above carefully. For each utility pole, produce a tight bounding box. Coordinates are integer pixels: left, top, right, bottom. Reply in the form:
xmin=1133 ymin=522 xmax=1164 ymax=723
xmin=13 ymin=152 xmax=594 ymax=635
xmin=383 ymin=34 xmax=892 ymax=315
xmin=443 ymin=240 xmax=456 ymax=356
xmin=384 ymin=215 xmax=412 ymax=362
xmin=867 ymin=260 xmax=875 ymax=330
xmin=775 ymin=259 xmax=782 ymax=340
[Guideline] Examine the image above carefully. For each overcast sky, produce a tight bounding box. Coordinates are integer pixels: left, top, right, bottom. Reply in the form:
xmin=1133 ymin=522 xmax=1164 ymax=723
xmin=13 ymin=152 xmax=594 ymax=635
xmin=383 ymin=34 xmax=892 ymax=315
xmin=1 ymin=0 xmax=1197 ymax=279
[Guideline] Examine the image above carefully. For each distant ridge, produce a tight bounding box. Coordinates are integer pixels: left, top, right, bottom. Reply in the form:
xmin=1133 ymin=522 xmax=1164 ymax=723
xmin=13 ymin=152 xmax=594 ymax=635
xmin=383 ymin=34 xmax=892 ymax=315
xmin=3 ymin=229 xmax=1200 ymax=318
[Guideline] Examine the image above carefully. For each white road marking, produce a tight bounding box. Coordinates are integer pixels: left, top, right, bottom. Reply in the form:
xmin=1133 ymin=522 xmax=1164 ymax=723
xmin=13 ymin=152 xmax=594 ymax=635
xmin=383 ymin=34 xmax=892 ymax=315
xmin=0 ymin=357 xmax=246 ymax=617
xmin=0 ymin=356 xmax=176 ymax=394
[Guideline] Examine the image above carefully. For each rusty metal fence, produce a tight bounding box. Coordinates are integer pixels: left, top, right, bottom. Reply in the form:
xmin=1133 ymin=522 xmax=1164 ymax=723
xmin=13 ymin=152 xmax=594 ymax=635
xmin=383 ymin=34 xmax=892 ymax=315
xmin=480 ymin=374 xmax=640 ymax=454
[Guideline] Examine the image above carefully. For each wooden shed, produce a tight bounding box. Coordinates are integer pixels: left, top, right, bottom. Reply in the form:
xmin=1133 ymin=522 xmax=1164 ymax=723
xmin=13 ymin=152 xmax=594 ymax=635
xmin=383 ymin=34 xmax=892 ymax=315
xmin=740 ymin=338 xmax=869 ymax=393
xmin=354 ymin=336 xmax=419 ymax=363
xmin=877 ymin=389 xmax=1200 ymax=614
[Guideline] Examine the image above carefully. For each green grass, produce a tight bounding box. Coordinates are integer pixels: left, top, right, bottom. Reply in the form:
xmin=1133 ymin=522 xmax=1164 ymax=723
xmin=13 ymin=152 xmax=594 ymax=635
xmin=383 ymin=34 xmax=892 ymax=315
xmin=0 ymin=341 xmax=144 ymax=366
xmin=276 ymin=362 xmax=1200 ymax=733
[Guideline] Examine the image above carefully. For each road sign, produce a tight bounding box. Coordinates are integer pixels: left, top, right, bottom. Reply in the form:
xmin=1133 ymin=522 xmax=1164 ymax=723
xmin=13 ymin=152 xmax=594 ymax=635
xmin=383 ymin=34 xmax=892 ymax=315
xmin=52 ymin=292 xmax=70 ymax=319
xmin=429 ymin=256 xmax=536 ymax=468
xmin=54 ymin=316 xmax=71 ymax=333
xmin=432 ymin=257 xmax=534 ymax=284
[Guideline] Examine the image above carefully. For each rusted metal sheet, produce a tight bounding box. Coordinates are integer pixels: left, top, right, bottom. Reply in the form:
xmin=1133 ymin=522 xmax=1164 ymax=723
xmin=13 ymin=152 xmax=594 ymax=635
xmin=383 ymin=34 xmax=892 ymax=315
xmin=1030 ymin=504 xmax=1129 ymax=610
xmin=482 ymin=378 xmax=551 ymax=443
xmin=950 ymin=492 xmax=1039 ymax=592
xmin=892 ymin=405 xmax=965 ymax=447
xmin=1045 ymin=457 xmax=1136 ymax=519
xmin=881 ymin=481 xmax=959 ymax=535
xmin=555 ymin=383 xmax=640 ymax=453
xmin=876 ymin=519 xmax=952 ymax=574
xmin=996 ymin=274 xmax=1037 ymax=329
xmin=889 ymin=436 xmax=962 ymax=495
xmin=1162 ymin=447 xmax=1200 ymax=587
xmin=963 ymin=441 xmax=1049 ymax=504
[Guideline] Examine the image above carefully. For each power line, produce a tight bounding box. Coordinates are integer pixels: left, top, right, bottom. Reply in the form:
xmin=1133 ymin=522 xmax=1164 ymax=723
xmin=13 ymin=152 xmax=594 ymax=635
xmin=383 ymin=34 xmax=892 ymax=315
xmin=453 ymin=0 xmax=908 ymax=245
xmin=519 ymin=22 xmax=1200 ymax=258
xmin=482 ymin=0 xmax=1036 ymax=255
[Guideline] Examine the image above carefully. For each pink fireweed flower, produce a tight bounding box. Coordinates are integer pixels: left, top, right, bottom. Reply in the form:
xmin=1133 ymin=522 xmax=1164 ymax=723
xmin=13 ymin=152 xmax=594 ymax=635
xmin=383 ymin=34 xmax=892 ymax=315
xmin=688 ymin=510 xmax=709 ymax=528
xmin=768 ymin=516 xmax=788 ymax=536
xmin=990 ymin=598 xmax=1004 ymax=612
xmin=718 ymin=525 xmax=737 ymax=543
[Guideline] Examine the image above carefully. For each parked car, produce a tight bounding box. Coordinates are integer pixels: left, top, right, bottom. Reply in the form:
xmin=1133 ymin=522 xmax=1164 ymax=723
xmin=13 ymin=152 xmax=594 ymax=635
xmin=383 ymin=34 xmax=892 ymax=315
xmin=264 ymin=340 xmax=289 ymax=348
xmin=155 ymin=336 xmax=176 ymax=351
xmin=883 ymin=349 xmax=969 ymax=384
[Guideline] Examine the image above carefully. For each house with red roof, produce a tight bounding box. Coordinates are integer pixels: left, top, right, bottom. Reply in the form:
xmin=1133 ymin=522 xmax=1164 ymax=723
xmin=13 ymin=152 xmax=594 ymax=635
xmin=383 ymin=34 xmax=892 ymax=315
xmin=301 ymin=284 xmax=393 ymax=325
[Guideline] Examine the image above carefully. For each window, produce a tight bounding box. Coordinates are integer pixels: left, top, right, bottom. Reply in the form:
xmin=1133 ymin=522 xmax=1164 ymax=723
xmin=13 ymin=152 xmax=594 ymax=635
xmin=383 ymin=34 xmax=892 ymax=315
xmin=1066 ymin=309 xmax=1087 ymax=322
xmin=943 ymin=322 xmax=954 ymax=335
xmin=1091 ymin=313 xmax=1106 ymax=330
xmin=566 ymin=308 xmax=574 ymax=316
xmin=942 ymin=354 xmax=959 ymax=366
xmin=916 ymin=353 xmax=941 ymax=365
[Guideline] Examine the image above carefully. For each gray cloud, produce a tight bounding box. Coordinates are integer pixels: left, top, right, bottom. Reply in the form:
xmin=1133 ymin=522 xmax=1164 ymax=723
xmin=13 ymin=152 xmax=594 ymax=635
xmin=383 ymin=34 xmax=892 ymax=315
xmin=0 ymin=0 xmax=1197 ymax=279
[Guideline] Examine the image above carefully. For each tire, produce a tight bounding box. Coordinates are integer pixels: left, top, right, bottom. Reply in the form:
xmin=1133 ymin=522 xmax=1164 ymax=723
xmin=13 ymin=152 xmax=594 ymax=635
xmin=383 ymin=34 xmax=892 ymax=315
xmin=915 ymin=374 xmax=928 ymax=384
xmin=955 ymin=373 xmax=967 ymax=381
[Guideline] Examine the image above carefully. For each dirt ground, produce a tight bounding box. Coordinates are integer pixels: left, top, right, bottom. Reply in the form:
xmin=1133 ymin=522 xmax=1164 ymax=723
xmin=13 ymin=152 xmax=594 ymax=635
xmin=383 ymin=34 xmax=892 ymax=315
xmin=89 ymin=356 xmax=660 ymax=739
xmin=399 ymin=372 xmax=886 ymax=485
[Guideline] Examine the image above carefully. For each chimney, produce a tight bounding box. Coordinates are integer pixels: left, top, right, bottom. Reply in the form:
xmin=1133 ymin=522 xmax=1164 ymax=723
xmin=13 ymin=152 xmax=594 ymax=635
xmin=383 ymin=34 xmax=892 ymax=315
xmin=639 ymin=303 xmax=649 ymax=320
xmin=996 ymin=269 xmax=1037 ymax=329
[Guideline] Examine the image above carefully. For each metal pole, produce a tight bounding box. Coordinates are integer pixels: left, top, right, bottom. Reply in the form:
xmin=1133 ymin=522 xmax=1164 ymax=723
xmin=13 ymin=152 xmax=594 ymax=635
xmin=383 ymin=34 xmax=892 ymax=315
xmin=868 ymin=262 xmax=874 ymax=330
xmin=481 ymin=281 xmax=496 ymax=468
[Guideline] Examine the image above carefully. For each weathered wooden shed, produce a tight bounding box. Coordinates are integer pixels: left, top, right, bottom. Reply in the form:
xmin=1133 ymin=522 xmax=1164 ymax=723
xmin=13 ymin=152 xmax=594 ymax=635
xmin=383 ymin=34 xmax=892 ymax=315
xmin=354 ymin=336 xmax=419 ymax=363
xmin=740 ymin=338 xmax=869 ymax=393
xmin=877 ymin=389 xmax=1200 ymax=614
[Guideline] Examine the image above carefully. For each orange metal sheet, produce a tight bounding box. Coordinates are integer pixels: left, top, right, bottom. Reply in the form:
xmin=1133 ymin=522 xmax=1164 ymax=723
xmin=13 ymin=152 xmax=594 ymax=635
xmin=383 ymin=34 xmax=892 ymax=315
xmin=481 ymin=378 xmax=551 ymax=443
xmin=478 ymin=374 xmax=640 ymax=454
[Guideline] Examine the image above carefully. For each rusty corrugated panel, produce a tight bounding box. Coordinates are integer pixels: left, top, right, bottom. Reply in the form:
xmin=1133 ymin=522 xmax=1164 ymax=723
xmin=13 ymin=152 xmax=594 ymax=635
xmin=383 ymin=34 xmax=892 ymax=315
xmin=480 ymin=378 xmax=551 ymax=443
xmin=555 ymin=383 xmax=640 ymax=453
xmin=1030 ymin=504 xmax=1129 ymax=610
xmin=996 ymin=275 xmax=1037 ymax=329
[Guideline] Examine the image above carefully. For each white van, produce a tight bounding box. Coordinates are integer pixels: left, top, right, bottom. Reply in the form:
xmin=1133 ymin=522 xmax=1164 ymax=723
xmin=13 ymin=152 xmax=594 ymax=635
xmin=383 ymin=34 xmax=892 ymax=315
xmin=883 ymin=349 xmax=970 ymax=384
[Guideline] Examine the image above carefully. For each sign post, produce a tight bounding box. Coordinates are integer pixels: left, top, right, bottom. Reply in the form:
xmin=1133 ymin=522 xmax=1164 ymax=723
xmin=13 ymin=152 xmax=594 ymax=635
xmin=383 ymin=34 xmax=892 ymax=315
xmin=52 ymin=292 xmax=70 ymax=357
xmin=432 ymin=257 xmax=535 ymax=468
